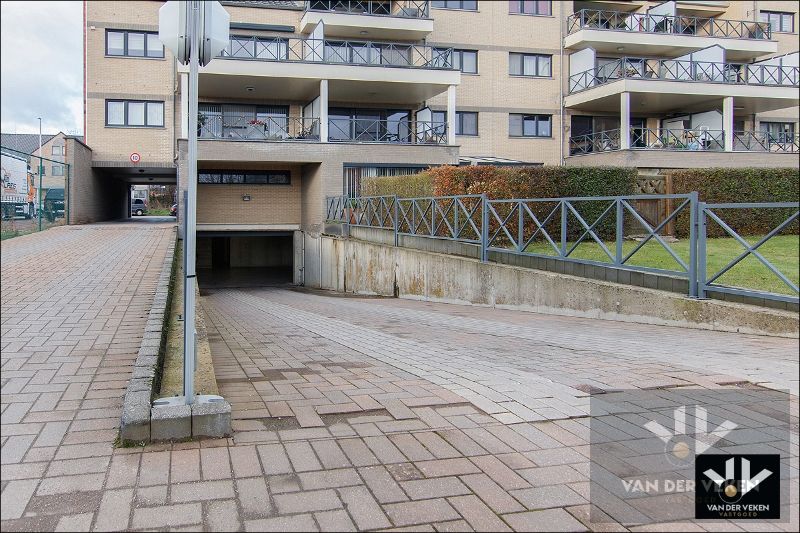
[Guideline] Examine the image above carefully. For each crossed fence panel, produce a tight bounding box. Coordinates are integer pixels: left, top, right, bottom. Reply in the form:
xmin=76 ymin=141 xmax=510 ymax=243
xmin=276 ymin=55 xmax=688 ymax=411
xmin=325 ymin=193 xmax=798 ymax=305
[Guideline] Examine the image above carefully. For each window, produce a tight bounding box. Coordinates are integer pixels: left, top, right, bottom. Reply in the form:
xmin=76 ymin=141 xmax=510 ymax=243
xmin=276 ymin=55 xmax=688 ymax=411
xmin=52 ymin=165 xmax=64 ymax=176
xmin=198 ymin=170 xmax=291 ymax=184
xmin=452 ymin=49 xmax=478 ymax=73
xmin=431 ymin=1 xmax=477 ymax=10
xmin=51 ymin=145 xmax=63 ymax=156
xmin=509 ymin=1 xmax=551 ymax=15
xmin=760 ymin=122 xmax=795 ymax=143
xmin=509 ymin=53 xmax=551 ymax=77
xmin=760 ymin=11 xmax=794 ymax=33
xmin=106 ymin=30 xmax=164 ymax=58
xmin=328 ymin=108 xmax=411 ymax=142
xmin=105 ymin=100 xmax=164 ymax=127
xmin=432 ymin=111 xmax=478 ymax=136
xmin=509 ymin=114 xmax=551 ymax=137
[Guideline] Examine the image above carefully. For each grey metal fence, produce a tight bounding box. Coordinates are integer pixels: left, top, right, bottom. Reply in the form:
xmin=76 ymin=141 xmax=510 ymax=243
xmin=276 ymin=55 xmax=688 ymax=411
xmin=326 ymin=193 xmax=799 ymax=305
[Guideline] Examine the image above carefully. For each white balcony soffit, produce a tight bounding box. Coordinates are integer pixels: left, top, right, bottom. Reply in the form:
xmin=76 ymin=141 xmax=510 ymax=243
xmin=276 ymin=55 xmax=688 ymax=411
xmin=300 ymin=11 xmax=433 ymax=40
xmin=564 ymin=79 xmax=799 ymax=114
xmin=564 ymin=30 xmax=776 ymax=62
xmin=181 ymin=59 xmax=460 ymax=104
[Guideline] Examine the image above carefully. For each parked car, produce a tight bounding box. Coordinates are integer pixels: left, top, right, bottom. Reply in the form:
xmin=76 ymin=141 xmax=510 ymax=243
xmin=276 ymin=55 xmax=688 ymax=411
xmin=170 ymin=203 xmax=178 ymax=216
xmin=131 ymin=198 xmax=148 ymax=216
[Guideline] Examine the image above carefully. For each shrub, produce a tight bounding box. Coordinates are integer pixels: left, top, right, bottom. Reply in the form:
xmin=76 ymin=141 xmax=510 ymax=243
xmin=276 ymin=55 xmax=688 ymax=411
xmin=360 ymin=173 xmax=433 ymax=198
xmin=670 ymin=168 xmax=799 ymax=237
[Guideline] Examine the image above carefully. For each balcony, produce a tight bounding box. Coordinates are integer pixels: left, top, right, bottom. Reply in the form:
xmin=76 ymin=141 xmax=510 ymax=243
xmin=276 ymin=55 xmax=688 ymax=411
xmin=180 ymin=35 xmax=459 ymax=105
xmin=565 ymin=9 xmax=775 ymax=61
xmin=567 ymin=128 xmax=799 ymax=168
xmin=301 ymin=1 xmax=433 ymax=40
xmin=566 ymin=57 xmax=799 ymax=114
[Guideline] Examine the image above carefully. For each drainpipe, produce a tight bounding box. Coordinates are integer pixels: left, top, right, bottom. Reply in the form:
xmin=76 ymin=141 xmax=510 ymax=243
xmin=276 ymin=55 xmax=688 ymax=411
xmin=559 ymin=2 xmax=565 ymax=166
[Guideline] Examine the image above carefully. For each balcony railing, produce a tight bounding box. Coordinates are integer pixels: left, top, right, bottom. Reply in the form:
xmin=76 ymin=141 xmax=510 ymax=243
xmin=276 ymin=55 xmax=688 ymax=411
xmin=733 ymin=131 xmax=800 ymax=152
xmin=570 ymin=128 xmax=726 ymax=154
xmin=305 ymin=0 xmax=430 ymax=18
xmin=567 ymin=9 xmax=772 ymax=40
xmin=329 ymin=118 xmax=447 ymax=144
xmin=198 ymin=115 xmax=320 ymax=141
xmin=569 ymin=57 xmax=800 ymax=93
xmin=219 ymin=36 xmax=454 ymax=69
xmin=570 ymin=129 xmax=800 ymax=155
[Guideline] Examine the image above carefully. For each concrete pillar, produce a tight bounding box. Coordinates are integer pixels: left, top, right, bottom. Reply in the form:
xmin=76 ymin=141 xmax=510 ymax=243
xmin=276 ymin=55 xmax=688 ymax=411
xmin=180 ymin=73 xmax=189 ymax=139
xmin=620 ymin=91 xmax=630 ymax=150
xmin=723 ymin=96 xmax=734 ymax=151
xmin=320 ymin=79 xmax=329 ymax=143
xmin=447 ymin=85 xmax=457 ymax=145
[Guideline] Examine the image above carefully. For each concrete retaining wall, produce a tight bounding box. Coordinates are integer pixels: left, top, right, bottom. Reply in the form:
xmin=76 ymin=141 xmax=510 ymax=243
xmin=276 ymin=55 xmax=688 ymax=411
xmin=304 ymin=232 xmax=799 ymax=338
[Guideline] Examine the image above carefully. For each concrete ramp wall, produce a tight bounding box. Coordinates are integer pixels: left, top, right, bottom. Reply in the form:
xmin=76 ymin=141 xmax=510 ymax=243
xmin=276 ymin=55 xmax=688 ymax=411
xmin=303 ymin=232 xmax=798 ymax=338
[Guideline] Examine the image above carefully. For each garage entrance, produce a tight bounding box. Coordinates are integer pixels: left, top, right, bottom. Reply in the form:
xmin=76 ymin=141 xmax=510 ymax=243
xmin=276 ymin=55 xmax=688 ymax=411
xmin=197 ymin=232 xmax=294 ymax=288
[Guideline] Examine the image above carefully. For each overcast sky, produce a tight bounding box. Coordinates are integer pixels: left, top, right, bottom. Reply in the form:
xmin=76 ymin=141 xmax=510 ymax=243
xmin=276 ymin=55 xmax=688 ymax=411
xmin=1 ymin=1 xmax=83 ymax=135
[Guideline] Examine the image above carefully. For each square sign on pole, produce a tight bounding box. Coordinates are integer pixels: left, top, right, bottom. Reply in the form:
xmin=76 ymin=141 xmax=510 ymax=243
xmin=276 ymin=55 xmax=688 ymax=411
xmin=156 ymin=1 xmax=229 ymax=408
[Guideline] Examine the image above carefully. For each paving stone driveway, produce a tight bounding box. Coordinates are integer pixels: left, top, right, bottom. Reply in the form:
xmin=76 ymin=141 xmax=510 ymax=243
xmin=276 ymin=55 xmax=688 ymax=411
xmin=2 ymin=223 xmax=798 ymax=532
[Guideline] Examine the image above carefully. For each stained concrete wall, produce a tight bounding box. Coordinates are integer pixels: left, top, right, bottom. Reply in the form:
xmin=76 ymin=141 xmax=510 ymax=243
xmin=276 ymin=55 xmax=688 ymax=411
xmin=304 ymin=232 xmax=798 ymax=338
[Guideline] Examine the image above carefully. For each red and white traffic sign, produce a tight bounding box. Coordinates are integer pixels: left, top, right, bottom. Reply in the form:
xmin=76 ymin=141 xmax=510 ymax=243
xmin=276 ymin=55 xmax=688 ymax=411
xmin=130 ymin=152 xmax=141 ymax=164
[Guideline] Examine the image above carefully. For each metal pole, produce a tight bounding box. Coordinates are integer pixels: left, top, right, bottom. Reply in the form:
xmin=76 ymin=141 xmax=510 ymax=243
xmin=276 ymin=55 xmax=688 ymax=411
xmin=393 ymin=195 xmax=398 ymax=247
xmin=38 ymin=118 xmax=42 ymax=232
xmin=480 ymin=193 xmax=488 ymax=262
xmin=183 ymin=1 xmax=200 ymax=405
xmin=65 ymin=164 xmax=70 ymax=225
xmin=615 ymin=198 xmax=623 ymax=266
xmin=560 ymin=200 xmax=567 ymax=257
xmin=691 ymin=192 xmax=702 ymax=298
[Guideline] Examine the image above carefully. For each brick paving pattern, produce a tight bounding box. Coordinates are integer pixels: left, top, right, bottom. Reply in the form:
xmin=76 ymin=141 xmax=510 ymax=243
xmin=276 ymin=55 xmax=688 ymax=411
xmin=2 ymin=224 xmax=798 ymax=531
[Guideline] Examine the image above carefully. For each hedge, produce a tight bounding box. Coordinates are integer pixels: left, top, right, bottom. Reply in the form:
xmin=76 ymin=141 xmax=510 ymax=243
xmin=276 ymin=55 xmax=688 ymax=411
xmin=670 ymin=168 xmax=799 ymax=237
xmin=362 ymin=166 xmax=638 ymax=241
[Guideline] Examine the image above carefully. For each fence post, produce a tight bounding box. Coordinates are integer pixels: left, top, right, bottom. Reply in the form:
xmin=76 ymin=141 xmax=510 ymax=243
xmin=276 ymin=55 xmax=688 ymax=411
xmin=695 ymin=196 xmax=706 ymax=299
xmin=346 ymin=196 xmax=352 ymax=238
xmin=560 ymin=200 xmax=568 ymax=257
xmin=65 ymin=164 xmax=70 ymax=225
xmin=615 ymin=198 xmax=623 ymax=266
xmin=688 ymin=191 xmax=699 ymax=297
xmin=517 ymin=200 xmax=524 ymax=253
xmin=431 ymin=197 xmax=436 ymax=236
xmin=393 ymin=195 xmax=399 ymax=247
xmin=480 ymin=193 xmax=488 ymax=262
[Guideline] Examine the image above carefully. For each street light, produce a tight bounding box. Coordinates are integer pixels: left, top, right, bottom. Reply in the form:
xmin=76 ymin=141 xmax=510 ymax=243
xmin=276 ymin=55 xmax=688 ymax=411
xmin=37 ymin=117 xmax=42 ymax=232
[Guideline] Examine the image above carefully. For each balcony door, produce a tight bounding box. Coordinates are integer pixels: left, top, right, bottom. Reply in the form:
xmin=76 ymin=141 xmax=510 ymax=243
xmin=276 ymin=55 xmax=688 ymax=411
xmin=198 ymin=104 xmax=288 ymax=140
xmin=329 ymin=108 xmax=411 ymax=142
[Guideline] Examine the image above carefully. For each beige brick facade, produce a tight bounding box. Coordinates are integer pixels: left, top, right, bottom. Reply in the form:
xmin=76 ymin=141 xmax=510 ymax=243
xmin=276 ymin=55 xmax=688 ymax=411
xmin=84 ymin=0 xmax=798 ymax=228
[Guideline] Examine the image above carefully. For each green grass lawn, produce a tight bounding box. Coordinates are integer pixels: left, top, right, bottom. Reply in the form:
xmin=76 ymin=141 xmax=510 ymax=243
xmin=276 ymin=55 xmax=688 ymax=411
xmin=523 ymin=234 xmax=799 ymax=295
xmin=148 ymin=207 xmax=171 ymax=216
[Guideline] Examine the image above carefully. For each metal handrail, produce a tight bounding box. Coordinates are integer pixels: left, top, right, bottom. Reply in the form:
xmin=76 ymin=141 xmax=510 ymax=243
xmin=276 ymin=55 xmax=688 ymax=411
xmin=219 ymin=35 xmax=454 ymax=69
xmin=732 ymin=131 xmax=800 ymax=152
xmin=568 ymin=57 xmax=800 ymax=93
xmin=198 ymin=114 xmax=320 ymax=141
xmin=305 ymin=0 xmax=430 ymax=18
xmin=328 ymin=118 xmax=448 ymax=144
xmin=567 ymin=8 xmax=772 ymax=40
xmin=632 ymin=128 xmax=725 ymax=151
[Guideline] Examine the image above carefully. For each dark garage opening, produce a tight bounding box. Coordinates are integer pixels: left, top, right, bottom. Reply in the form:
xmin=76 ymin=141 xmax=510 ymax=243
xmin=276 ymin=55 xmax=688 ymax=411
xmin=197 ymin=233 xmax=293 ymax=288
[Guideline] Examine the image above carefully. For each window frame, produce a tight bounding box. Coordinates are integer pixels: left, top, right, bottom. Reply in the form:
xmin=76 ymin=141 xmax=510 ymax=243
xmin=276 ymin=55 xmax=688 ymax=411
xmin=431 ymin=110 xmax=479 ymax=136
xmin=51 ymin=145 xmax=63 ymax=156
xmin=105 ymin=29 xmax=165 ymax=58
xmin=197 ymin=170 xmax=292 ymax=185
xmin=453 ymin=49 xmax=478 ymax=74
xmin=431 ymin=1 xmax=478 ymax=11
xmin=52 ymin=164 xmax=64 ymax=176
xmin=760 ymin=11 xmax=795 ymax=33
xmin=508 ymin=1 xmax=552 ymax=16
xmin=509 ymin=113 xmax=552 ymax=138
xmin=105 ymin=100 xmax=165 ymax=128
xmin=509 ymin=52 xmax=552 ymax=77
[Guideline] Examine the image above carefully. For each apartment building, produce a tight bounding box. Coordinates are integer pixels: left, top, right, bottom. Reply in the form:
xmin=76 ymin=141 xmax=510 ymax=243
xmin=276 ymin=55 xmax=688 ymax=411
xmin=83 ymin=0 xmax=798 ymax=280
